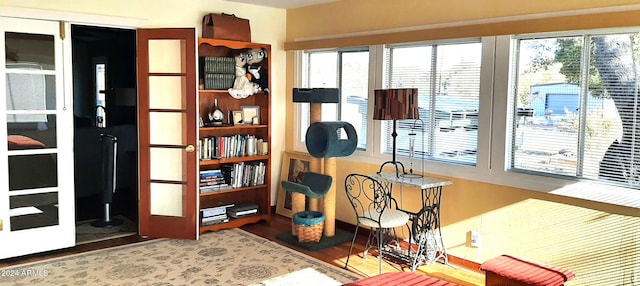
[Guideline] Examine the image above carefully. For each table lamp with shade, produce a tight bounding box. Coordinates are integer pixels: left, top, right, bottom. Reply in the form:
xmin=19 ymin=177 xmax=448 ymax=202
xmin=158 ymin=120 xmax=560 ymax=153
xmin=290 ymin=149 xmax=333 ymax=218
xmin=373 ymin=88 xmax=420 ymax=177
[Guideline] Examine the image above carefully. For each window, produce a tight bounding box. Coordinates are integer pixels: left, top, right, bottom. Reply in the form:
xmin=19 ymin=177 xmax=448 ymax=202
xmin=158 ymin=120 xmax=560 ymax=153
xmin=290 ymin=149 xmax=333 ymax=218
xmin=511 ymin=32 xmax=640 ymax=187
xmin=293 ymin=29 xmax=640 ymax=207
xmin=383 ymin=42 xmax=482 ymax=165
xmin=301 ymin=49 xmax=370 ymax=150
xmin=95 ymin=62 xmax=106 ymax=128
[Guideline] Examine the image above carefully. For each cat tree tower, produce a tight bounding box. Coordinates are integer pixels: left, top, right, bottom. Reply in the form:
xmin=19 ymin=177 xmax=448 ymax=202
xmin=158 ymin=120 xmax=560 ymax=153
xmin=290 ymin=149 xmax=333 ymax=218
xmin=281 ymin=88 xmax=357 ymax=248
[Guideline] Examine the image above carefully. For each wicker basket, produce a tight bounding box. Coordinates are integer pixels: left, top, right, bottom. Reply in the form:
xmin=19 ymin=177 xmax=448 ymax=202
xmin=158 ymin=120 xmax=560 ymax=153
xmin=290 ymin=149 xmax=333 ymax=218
xmin=293 ymin=211 xmax=325 ymax=243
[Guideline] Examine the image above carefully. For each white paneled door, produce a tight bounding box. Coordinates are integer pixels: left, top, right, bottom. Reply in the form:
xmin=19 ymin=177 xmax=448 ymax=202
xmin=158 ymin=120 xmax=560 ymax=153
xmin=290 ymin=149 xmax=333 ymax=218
xmin=0 ymin=17 xmax=75 ymax=259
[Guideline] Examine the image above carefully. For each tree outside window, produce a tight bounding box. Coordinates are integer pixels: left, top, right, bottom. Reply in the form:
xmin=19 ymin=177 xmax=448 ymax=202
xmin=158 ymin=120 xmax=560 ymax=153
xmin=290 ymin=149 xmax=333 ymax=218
xmin=512 ymin=32 xmax=640 ymax=187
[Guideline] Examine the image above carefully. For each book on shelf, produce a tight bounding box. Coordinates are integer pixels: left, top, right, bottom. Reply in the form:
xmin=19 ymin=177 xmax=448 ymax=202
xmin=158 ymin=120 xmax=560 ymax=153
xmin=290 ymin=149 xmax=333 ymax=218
xmin=257 ymin=140 xmax=268 ymax=156
xmin=200 ymin=169 xmax=224 ymax=181
xmin=227 ymin=203 xmax=258 ymax=218
xmin=200 ymin=184 xmax=232 ymax=193
xmin=199 ymin=135 xmax=266 ymax=160
xmin=200 ymin=178 xmax=225 ymax=185
xmin=200 ymin=169 xmax=223 ymax=176
xmin=200 ymin=178 xmax=224 ymax=184
xmin=203 ymin=73 xmax=235 ymax=90
xmin=201 ymin=208 xmax=226 ymax=218
xmin=201 ymin=203 xmax=234 ymax=211
xmin=199 ymin=168 xmax=233 ymax=193
xmin=228 ymin=209 xmax=258 ymax=218
xmin=200 ymin=203 xmax=234 ymax=218
xmin=219 ymin=161 xmax=266 ymax=189
xmin=228 ymin=203 xmax=258 ymax=212
xmin=200 ymin=217 xmax=229 ymax=226
xmin=203 ymin=56 xmax=235 ymax=74
xmin=201 ymin=213 xmax=228 ymax=222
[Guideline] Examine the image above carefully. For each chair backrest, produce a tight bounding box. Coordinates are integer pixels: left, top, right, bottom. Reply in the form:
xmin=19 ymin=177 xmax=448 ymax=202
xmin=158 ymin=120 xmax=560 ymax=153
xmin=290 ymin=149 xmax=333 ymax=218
xmin=344 ymin=173 xmax=397 ymax=225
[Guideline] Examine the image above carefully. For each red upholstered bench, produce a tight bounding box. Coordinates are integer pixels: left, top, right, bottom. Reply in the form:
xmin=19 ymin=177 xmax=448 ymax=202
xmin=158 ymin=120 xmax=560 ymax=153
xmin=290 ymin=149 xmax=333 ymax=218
xmin=345 ymin=272 xmax=458 ymax=286
xmin=480 ymin=255 xmax=575 ymax=286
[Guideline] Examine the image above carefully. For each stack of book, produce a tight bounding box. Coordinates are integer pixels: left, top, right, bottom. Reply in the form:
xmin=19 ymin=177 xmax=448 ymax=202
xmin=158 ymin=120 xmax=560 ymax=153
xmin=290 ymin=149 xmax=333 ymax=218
xmin=220 ymin=162 xmax=266 ymax=189
xmin=200 ymin=203 xmax=234 ymax=226
xmin=203 ymin=56 xmax=235 ymax=90
xmin=200 ymin=169 xmax=232 ymax=194
xmin=199 ymin=135 xmax=266 ymax=160
xmin=227 ymin=203 xmax=259 ymax=218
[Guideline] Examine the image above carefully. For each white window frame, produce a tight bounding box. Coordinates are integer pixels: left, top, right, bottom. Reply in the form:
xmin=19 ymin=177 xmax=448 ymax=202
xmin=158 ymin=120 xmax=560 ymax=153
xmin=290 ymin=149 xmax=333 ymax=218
xmin=292 ymin=33 xmax=640 ymax=209
xmin=382 ymin=39 xmax=484 ymax=168
xmin=293 ymin=47 xmax=381 ymax=161
xmin=294 ymin=39 xmax=493 ymax=175
xmin=491 ymin=33 xmax=640 ymax=209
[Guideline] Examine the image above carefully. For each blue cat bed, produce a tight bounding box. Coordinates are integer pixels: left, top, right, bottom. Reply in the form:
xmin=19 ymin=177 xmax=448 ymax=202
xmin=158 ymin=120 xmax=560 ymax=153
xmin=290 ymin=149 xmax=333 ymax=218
xmin=280 ymin=172 xmax=332 ymax=199
xmin=305 ymin=121 xmax=357 ymax=158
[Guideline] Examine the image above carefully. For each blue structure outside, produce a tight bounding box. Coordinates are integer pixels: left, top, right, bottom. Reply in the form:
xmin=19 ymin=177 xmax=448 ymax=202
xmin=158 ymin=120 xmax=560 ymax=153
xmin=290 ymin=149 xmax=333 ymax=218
xmin=530 ymin=83 xmax=580 ymax=116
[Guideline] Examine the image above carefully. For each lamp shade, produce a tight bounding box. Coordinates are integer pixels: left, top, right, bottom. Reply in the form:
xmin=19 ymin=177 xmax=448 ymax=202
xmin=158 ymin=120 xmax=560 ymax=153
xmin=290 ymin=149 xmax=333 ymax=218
xmin=373 ymin=88 xmax=420 ymax=120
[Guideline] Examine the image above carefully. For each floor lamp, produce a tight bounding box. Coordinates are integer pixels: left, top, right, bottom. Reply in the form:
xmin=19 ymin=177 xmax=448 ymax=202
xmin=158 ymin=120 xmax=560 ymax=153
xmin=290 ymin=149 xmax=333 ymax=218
xmin=374 ymin=88 xmax=420 ymax=177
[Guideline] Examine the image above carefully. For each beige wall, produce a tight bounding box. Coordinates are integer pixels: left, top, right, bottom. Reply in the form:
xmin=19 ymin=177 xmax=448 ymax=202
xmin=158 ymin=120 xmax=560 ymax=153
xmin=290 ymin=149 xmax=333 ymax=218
xmin=286 ymin=0 xmax=640 ymax=284
xmin=2 ymin=0 xmax=287 ymax=206
xmin=4 ymin=0 xmax=640 ymax=283
xmin=287 ymin=0 xmax=640 ymax=41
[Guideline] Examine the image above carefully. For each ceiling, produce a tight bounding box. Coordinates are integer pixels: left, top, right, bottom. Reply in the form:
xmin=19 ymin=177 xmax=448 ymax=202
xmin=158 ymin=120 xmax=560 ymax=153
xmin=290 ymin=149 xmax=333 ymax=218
xmin=224 ymin=0 xmax=339 ymax=9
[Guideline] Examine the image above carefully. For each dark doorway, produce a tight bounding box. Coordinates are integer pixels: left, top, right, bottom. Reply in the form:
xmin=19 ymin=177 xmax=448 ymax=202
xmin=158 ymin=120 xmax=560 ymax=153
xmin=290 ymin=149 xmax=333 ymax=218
xmin=71 ymin=25 xmax=138 ymax=243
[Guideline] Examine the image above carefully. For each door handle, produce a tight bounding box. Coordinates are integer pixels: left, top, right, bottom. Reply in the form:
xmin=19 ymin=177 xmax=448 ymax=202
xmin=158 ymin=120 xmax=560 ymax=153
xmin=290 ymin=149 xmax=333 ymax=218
xmin=185 ymin=145 xmax=195 ymax=153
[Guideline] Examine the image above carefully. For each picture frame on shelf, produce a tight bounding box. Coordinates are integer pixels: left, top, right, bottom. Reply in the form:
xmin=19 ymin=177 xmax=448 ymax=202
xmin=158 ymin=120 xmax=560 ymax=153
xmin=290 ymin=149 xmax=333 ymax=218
xmin=241 ymin=105 xmax=260 ymax=125
xmin=232 ymin=110 xmax=244 ymax=125
xmin=276 ymin=151 xmax=321 ymax=218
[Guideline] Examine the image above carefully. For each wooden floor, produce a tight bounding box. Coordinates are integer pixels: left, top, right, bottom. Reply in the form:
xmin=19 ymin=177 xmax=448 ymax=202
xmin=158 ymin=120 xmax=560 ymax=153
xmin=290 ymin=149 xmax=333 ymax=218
xmin=0 ymin=214 xmax=484 ymax=285
xmin=242 ymin=214 xmax=484 ymax=286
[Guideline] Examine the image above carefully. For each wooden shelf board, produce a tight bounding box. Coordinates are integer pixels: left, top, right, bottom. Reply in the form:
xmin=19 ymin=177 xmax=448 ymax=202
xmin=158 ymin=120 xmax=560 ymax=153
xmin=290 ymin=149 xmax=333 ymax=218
xmin=198 ymin=38 xmax=270 ymax=50
xmin=199 ymin=155 xmax=269 ymax=166
xmin=199 ymin=90 xmax=267 ymax=96
xmin=199 ymin=214 xmax=270 ymax=234
xmin=199 ymin=125 xmax=268 ymax=131
xmin=199 ymin=184 xmax=267 ymax=196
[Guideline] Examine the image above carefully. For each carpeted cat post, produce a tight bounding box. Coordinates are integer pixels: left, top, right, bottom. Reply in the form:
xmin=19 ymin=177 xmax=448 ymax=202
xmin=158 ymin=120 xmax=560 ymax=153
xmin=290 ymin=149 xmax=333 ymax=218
xmin=276 ymin=88 xmax=357 ymax=250
xmin=305 ymin=121 xmax=358 ymax=237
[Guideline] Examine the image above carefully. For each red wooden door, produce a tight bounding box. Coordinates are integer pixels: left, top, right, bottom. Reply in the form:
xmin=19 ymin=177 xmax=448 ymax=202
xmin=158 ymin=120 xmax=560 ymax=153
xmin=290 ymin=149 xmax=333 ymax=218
xmin=137 ymin=28 xmax=198 ymax=239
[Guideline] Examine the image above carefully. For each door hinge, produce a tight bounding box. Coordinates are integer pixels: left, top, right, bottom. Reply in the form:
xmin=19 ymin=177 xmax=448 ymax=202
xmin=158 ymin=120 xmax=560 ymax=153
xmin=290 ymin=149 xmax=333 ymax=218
xmin=59 ymin=21 xmax=66 ymax=40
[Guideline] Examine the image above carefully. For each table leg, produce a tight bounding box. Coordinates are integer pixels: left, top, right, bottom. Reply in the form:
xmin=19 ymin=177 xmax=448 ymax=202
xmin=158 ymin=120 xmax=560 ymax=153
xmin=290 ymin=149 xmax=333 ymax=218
xmin=409 ymin=186 xmax=450 ymax=267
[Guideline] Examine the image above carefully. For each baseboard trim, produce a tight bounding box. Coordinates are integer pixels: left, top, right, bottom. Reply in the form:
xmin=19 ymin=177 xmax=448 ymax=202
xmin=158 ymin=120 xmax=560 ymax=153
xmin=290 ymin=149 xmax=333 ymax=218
xmin=447 ymin=255 xmax=483 ymax=274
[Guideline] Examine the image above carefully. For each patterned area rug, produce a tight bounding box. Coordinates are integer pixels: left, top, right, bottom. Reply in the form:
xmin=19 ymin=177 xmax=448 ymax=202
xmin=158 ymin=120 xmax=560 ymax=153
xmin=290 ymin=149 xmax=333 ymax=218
xmin=0 ymin=229 xmax=361 ymax=285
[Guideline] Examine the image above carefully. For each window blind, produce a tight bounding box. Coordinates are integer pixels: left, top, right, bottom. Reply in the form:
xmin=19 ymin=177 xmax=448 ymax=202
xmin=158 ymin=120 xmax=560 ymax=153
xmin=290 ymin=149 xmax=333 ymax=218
xmin=302 ymin=49 xmax=370 ymax=150
xmin=511 ymin=32 xmax=640 ymax=187
xmin=383 ymin=42 xmax=481 ymax=165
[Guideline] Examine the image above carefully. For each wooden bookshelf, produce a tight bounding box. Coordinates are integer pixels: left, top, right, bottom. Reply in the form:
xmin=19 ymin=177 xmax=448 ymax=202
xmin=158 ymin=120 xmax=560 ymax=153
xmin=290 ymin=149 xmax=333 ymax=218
xmin=197 ymin=38 xmax=272 ymax=235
